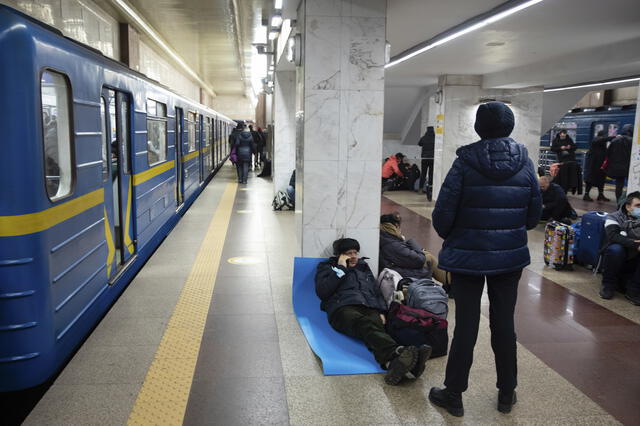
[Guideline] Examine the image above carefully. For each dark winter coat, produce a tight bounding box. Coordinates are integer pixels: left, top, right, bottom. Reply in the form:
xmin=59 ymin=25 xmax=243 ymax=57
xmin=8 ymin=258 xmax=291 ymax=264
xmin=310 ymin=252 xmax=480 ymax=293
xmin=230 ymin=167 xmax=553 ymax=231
xmin=551 ymin=134 xmax=577 ymax=162
xmin=606 ymin=133 xmax=632 ymax=178
xmin=604 ymin=206 xmax=640 ymax=252
xmin=315 ymin=258 xmax=387 ymax=318
xmin=584 ymin=135 xmax=611 ymax=186
xmin=379 ymin=231 xmax=431 ymax=279
xmin=432 ymin=138 xmax=542 ymax=275
xmin=234 ymin=131 xmax=255 ymax=163
xmin=418 ymin=128 xmax=435 ymax=159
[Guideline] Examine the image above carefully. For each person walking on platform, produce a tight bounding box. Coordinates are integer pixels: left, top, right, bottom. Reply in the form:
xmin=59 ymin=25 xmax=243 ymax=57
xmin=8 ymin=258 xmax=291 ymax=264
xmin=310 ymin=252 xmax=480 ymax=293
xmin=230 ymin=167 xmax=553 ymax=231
xmin=233 ymin=125 xmax=255 ymax=184
xmin=315 ymin=238 xmax=431 ymax=385
xmin=428 ymin=102 xmax=541 ymax=417
xmin=418 ymin=126 xmax=435 ymax=200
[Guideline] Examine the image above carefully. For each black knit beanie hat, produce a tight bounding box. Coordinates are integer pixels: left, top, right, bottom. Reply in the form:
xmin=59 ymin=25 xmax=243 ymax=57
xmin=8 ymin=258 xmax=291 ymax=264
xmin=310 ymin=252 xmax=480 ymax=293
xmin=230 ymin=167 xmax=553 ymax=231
xmin=333 ymin=238 xmax=360 ymax=256
xmin=474 ymin=101 xmax=515 ymax=139
xmin=380 ymin=213 xmax=401 ymax=225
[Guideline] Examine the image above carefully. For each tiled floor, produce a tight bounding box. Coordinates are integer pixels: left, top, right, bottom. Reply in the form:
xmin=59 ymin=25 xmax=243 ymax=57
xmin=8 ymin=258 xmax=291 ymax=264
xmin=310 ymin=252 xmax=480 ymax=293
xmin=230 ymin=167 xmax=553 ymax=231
xmin=17 ymin=168 xmax=639 ymax=425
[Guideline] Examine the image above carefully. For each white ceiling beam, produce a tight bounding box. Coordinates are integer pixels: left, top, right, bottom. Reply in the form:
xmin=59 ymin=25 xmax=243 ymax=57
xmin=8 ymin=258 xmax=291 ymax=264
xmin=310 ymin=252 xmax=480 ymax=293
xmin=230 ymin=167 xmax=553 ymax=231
xmin=399 ymin=85 xmax=438 ymax=144
xmin=483 ymin=36 xmax=640 ymax=89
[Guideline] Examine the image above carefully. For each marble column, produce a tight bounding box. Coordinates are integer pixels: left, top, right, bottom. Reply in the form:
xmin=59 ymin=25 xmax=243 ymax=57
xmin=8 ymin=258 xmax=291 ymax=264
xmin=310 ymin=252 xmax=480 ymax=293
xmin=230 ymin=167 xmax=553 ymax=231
xmin=273 ymin=71 xmax=297 ymax=194
xmin=624 ymin=83 xmax=640 ymax=193
xmin=295 ymin=0 xmax=386 ymax=269
xmin=432 ymin=75 xmax=543 ymax=200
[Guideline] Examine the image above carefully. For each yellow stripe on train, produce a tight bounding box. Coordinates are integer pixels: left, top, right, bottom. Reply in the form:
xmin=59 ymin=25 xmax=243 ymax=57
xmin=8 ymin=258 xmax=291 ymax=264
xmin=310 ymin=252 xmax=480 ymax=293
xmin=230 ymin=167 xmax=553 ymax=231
xmin=132 ymin=161 xmax=175 ymax=186
xmin=0 ymin=189 xmax=104 ymax=237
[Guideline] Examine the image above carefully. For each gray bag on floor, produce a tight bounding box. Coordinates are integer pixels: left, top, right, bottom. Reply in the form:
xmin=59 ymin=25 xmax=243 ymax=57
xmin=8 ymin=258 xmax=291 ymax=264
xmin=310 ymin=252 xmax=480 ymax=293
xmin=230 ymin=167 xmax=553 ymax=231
xmin=406 ymin=278 xmax=449 ymax=319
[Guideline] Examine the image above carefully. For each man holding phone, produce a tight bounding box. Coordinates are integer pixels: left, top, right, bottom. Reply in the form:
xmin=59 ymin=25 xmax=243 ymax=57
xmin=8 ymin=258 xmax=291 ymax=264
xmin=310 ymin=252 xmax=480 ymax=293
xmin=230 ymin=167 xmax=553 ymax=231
xmin=315 ymin=238 xmax=431 ymax=385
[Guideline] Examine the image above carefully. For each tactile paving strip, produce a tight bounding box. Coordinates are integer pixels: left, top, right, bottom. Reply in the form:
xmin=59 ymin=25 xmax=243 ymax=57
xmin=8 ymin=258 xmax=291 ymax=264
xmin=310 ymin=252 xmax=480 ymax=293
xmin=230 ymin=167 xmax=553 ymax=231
xmin=127 ymin=183 xmax=237 ymax=425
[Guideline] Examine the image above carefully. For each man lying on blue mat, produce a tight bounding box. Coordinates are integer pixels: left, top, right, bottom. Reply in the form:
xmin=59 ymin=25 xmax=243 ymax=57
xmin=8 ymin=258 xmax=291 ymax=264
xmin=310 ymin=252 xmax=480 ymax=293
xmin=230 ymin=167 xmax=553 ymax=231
xmin=315 ymin=238 xmax=431 ymax=385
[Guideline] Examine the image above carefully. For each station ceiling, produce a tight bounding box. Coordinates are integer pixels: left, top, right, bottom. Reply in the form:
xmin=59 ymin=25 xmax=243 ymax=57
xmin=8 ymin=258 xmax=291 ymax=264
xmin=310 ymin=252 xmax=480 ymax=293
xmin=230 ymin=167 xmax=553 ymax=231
xmin=108 ymin=0 xmax=639 ymax=126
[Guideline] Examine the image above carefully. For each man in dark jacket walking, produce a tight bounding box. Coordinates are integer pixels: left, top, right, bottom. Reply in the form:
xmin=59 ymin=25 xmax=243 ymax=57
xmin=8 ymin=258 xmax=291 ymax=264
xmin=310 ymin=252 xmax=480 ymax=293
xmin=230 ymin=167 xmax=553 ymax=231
xmin=600 ymin=191 xmax=640 ymax=305
xmin=428 ymin=102 xmax=542 ymax=417
xmin=315 ymin=238 xmax=430 ymax=385
xmin=418 ymin=127 xmax=436 ymax=200
xmin=605 ymin=124 xmax=633 ymax=201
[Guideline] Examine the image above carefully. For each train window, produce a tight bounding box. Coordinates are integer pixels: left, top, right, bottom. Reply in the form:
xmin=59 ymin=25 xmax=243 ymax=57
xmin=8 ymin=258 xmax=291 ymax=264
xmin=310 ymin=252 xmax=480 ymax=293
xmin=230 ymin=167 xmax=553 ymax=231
xmin=187 ymin=112 xmax=196 ymax=152
xmin=119 ymin=95 xmax=131 ymax=174
xmin=100 ymin=97 xmax=109 ymax=181
xmin=41 ymin=71 xmax=74 ymax=201
xmin=147 ymin=99 xmax=167 ymax=165
xmin=205 ymin=117 xmax=210 ymax=146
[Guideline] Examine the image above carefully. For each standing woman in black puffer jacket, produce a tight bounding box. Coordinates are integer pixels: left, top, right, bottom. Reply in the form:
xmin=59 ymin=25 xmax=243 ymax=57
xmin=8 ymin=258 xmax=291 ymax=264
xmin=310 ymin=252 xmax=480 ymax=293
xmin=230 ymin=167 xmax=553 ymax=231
xmin=604 ymin=124 xmax=634 ymax=201
xmin=428 ymin=102 xmax=541 ymax=418
xmin=233 ymin=127 xmax=255 ymax=184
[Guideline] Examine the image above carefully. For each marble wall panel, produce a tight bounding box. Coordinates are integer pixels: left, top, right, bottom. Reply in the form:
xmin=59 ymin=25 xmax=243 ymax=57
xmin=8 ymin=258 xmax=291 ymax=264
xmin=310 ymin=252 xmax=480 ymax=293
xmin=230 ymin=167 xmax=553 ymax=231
xmin=349 ymin=0 xmax=386 ymax=18
xmin=346 ymin=161 xmax=381 ymax=229
xmin=303 ymin=90 xmax=340 ymax=160
xmin=305 ymin=16 xmax=342 ymax=91
xmin=274 ymin=71 xmax=297 ymax=193
xmin=340 ymin=17 xmax=385 ymax=91
xmin=301 ymin=228 xmax=341 ymax=258
xmin=302 ymin=161 xmax=342 ymax=229
xmin=345 ymin=90 xmax=384 ymax=161
xmin=625 ymin=83 xmax=640 ymax=192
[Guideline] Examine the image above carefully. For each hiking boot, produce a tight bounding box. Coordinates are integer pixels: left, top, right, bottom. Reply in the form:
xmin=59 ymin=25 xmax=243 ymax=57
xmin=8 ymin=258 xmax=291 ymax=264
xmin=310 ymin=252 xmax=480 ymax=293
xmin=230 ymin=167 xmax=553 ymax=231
xmin=583 ymin=194 xmax=593 ymax=201
xmin=429 ymin=387 xmax=464 ymax=417
xmin=498 ymin=390 xmax=517 ymax=413
xmin=384 ymin=346 xmax=418 ymax=385
xmin=405 ymin=345 xmax=432 ymax=380
xmin=625 ymin=293 xmax=640 ymax=306
xmin=599 ymin=287 xmax=614 ymax=300
xmin=597 ymin=194 xmax=611 ymax=202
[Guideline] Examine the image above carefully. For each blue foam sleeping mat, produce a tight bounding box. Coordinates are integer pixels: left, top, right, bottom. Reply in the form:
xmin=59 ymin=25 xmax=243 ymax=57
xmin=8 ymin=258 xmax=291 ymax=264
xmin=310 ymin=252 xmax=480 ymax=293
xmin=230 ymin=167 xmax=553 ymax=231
xmin=292 ymin=257 xmax=384 ymax=375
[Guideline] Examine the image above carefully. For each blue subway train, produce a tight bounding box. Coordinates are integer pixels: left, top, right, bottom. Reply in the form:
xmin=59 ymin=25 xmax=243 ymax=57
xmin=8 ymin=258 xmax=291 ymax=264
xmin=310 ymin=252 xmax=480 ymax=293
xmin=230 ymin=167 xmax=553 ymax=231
xmin=539 ymin=105 xmax=636 ymax=170
xmin=0 ymin=5 xmax=234 ymax=392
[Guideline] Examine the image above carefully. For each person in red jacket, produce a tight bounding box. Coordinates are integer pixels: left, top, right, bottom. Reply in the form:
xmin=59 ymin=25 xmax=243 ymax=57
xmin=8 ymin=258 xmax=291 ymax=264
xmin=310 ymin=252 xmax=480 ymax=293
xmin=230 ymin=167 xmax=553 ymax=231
xmin=382 ymin=153 xmax=405 ymax=191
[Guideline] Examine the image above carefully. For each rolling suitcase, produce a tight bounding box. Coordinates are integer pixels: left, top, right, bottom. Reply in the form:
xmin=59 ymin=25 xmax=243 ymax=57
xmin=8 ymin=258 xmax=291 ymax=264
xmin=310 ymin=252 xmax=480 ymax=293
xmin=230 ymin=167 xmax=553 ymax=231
xmin=576 ymin=211 xmax=607 ymax=269
xmin=544 ymin=221 xmax=575 ymax=270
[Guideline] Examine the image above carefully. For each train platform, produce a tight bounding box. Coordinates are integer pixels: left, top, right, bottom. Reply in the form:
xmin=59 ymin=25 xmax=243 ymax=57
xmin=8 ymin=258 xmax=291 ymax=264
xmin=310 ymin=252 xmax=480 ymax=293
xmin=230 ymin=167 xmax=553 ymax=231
xmin=20 ymin=164 xmax=640 ymax=425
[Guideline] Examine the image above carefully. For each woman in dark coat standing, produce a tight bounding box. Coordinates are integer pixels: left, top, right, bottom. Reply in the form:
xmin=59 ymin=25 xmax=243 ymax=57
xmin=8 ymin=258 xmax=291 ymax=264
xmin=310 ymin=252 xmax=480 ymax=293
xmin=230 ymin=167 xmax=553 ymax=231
xmin=550 ymin=129 xmax=576 ymax=162
xmin=583 ymin=130 xmax=612 ymax=201
xmin=379 ymin=213 xmax=431 ymax=279
xmin=605 ymin=124 xmax=634 ymax=201
xmin=428 ymin=102 xmax=541 ymax=417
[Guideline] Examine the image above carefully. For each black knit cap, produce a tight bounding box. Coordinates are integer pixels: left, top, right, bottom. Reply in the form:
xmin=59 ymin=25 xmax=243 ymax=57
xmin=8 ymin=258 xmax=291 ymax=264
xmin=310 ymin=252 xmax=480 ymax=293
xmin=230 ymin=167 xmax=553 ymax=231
xmin=380 ymin=212 xmax=401 ymax=225
xmin=333 ymin=238 xmax=360 ymax=256
xmin=474 ymin=101 xmax=514 ymax=139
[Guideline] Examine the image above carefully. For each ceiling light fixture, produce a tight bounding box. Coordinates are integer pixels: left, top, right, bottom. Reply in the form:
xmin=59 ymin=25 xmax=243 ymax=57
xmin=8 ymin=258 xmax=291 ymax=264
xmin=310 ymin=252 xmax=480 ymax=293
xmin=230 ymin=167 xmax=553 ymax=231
xmin=112 ymin=0 xmax=215 ymax=96
xmin=386 ymin=0 xmax=543 ymax=69
xmin=274 ymin=0 xmax=283 ymax=9
xmin=271 ymin=14 xmax=283 ymax=27
xmin=544 ymin=76 xmax=640 ymax=92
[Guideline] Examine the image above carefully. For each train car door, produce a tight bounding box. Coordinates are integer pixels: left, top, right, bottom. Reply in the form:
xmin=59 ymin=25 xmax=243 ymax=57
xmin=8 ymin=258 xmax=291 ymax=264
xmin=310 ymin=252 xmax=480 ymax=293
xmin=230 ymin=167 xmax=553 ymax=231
xmin=198 ymin=114 xmax=204 ymax=183
xmin=101 ymin=88 xmax=135 ymax=280
xmin=175 ymin=107 xmax=185 ymax=208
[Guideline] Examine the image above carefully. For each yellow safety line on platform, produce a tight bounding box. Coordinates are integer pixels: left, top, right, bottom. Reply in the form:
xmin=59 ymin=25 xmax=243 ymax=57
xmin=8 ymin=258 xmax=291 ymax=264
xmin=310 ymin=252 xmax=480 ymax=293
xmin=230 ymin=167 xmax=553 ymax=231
xmin=127 ymin=182 xmax=237 ymax=425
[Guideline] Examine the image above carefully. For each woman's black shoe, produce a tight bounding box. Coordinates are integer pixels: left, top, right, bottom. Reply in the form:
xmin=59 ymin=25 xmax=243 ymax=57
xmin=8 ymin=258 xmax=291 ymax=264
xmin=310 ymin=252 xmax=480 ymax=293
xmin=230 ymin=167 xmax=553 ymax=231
xmin=497 ymin=390 xmax=517 ymax=413
xmin=583 ymin=194 xmax=593 ymax=201
xmin=597 ymin=194 xmax=611 ymax=202
xmin=428 ymin=387 xmax=464 ymax=417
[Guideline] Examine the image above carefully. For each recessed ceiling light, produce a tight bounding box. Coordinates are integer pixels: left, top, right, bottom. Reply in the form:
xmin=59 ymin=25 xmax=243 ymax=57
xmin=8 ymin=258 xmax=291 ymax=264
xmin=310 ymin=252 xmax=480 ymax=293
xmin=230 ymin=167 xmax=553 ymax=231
xmin=485 ymin=41 xmax=505 ymax=46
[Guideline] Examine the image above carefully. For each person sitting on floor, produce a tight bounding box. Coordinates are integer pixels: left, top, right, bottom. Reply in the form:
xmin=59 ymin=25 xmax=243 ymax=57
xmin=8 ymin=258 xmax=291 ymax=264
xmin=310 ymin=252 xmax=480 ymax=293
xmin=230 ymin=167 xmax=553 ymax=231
xmin=539 ymin=176 xmax=575 ymax=223
xmin=381 ymin=153 xmax=406 ymax=191
xmin=600 ymin=191 xmax=640 ymax=305
xmin=379 ymin=213 xmax=432 ymax=280
xmin=315 ymin=238 xmax=431 ymax=385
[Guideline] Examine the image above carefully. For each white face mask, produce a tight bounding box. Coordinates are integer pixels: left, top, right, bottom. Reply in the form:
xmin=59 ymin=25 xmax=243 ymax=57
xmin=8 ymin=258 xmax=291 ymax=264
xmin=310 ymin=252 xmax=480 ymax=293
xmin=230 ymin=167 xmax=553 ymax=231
xmin=631 ymin=207 xmax=640 ymax=219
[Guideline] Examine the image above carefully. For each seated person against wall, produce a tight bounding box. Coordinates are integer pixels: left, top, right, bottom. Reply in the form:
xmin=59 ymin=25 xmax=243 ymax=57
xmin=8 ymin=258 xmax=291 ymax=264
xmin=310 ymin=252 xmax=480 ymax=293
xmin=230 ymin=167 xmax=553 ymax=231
xmin=379 ymin=213 xmax=432 ymax=279
xmin=315 ymin=238 xmax=431 ymax=384
xmin=399 ymin=159 xmax=421 ymax=191
xmin=382 ymin=153 xmax=406 ymax=190
xmin=539 ymin=176 xmax=575 ymax=223
xmin=600 ymin=191 xmax=640 ymax=305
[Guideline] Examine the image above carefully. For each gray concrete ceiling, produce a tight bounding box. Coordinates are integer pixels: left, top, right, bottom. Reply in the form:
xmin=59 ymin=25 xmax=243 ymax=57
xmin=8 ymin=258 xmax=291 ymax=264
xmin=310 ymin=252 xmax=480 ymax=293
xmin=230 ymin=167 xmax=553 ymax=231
xmin=384 ymin=0 xmax=640 ymax=133
xmin=124 ymin=0 xmax=271 ymax=97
